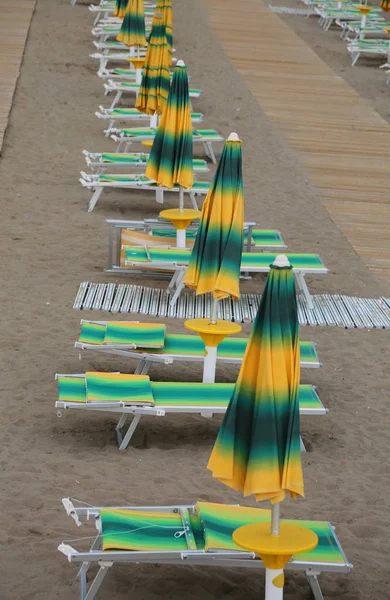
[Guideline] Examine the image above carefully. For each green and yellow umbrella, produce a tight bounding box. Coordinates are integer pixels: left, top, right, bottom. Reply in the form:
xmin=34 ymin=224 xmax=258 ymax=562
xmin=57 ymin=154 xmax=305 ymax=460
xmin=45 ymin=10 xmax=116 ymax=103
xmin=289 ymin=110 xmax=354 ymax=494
xmin=135 ymin=12 xmax=171 ymax=117
xmin=145 ymin=60 xmax=194 ymax=193
xmin=114 ymin=0 xmax=129 ymax=19
xmin=155 ymin=0 xmax=173 ymax=59
xmin=208 ymin=255 xmax=304 ymax=502
xmin=117 ymin=0 xmax=147 ymax=48
xmin=208 ymin=255 xmax=314 ymax=600
xmin=184 ymin=133 xmax=244 ymax=302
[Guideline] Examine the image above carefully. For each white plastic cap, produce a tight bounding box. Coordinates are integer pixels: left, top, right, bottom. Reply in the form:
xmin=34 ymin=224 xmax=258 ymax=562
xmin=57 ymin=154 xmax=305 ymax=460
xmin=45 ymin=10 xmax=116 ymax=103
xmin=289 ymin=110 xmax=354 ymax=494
xmin=155 ymin=11 xmax=163 ymax=17
xmin=227 ymin=132 xmax=240 ymax=141
xmin=272 ymin=254 xmax=291 ymax=268
xmin=176 ymin=60 xmax=186 ymax=67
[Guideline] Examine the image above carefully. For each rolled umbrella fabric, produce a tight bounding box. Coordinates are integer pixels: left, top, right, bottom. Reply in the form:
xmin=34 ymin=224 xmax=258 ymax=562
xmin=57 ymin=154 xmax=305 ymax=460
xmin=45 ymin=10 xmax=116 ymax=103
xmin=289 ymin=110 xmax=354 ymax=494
xmin=208 ymin=257 xmax=304 ymax=503
xmin=117 ymin=0 xmax=147 ymax=47
xmin=145 ymin=61 xmax=194 ymax=189
xmin=155 ymin=0 xmax=173 ymax=58
xmin=184 ymin=135 xmax=244 ymax=301
xmin=114 ymin=0 xmax=129 ymax=19
xmin=135 ymin=13 xmax=171 ymax=115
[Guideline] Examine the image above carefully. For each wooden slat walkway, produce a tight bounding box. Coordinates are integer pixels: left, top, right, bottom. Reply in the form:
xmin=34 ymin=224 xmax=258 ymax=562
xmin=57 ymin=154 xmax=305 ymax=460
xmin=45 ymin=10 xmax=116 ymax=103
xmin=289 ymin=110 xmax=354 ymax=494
xmin=204 ymin=0 xmax=390 ymax=286
xmin=0 ymin=0 xmax=36 ymax=154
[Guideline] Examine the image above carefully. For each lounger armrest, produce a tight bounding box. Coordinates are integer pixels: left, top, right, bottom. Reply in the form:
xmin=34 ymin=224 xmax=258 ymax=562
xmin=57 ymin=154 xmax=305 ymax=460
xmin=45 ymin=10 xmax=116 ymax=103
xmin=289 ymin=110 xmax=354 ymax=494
xmin=58 ymin=543 xmax=78 ymax=560
xmin=62 ymin=498 xmax=82 ymax=527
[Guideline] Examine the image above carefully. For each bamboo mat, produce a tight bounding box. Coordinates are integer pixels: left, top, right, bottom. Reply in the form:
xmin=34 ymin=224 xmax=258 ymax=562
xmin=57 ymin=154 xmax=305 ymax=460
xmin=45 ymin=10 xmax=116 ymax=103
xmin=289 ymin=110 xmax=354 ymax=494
xmin=203 ymin=0 xmax=390 ymax=286
xmin=0 ymin=0 xmax=36 ymax=153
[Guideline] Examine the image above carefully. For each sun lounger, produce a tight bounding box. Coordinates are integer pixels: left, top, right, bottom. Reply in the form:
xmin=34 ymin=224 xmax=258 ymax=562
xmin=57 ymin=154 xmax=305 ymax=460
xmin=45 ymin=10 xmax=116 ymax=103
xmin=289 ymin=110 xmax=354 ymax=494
xmin=105 ymin=219 xmax=287 ymax=261
xmin=82 ymin=151 xmax=208 ymax=173
xmin=58 ymin=498 xmax=352 ymax=600
xmin=91 ymin=52 xmax=177 ymax=74
xmin=95 ymin=107 xmax=203 ymax=133
xmin=75 ymin=320 xmax=320 ymax=372
xmin=315 ymin=6 xmax=382 ymax=31
xmin=88 ymin=2 xmax=155 ymax=23
xmin=80 ymin=172 xmax=210 ymax=212
xmin=347 ymin=38 xmax=390 ymax=65
xmin=55 ymin=372 xmax=326 ymax=450
xmin=121 ymin=248 xmax=328 ymax=309
xmin=110 ymin=128 xmax=223 ymax=164
xmin=103 ymin=79 xmax=202 ymax=110
xmin=92 ymin=25 xmax=152 ymax=42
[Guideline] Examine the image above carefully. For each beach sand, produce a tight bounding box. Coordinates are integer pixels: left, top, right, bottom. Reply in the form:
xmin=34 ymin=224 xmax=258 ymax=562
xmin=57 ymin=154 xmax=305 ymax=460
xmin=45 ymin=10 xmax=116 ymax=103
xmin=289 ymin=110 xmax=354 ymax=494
xmin=0 ymin=0 xmax=389 ymax=598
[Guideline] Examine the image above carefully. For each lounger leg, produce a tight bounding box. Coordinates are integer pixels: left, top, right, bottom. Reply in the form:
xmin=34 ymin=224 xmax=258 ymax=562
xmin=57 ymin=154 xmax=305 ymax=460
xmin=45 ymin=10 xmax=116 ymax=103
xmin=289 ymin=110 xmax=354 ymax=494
xmin=88 ymin=187 xmax=104 ymax=212
xmin=189 ymin=191 xmax=199 ymax=210
xmin=84 ymin=562 xmax=113 ymax=600
xmin=300 ymin=436 xmax=306 ymax=453
xmin=169 ymin=270 xmax=187 ymax=306
xmin=109 ymin=91 xmax=122 ymax=110
xmin=135 ymin=359 xmax=151 ymax=375
xmin=295 ymin=273 xmax=314 ymax=310
xmin=305 ymin=572 xmax=324 ymax=600
xmin=206 ymin=142 xmax=217 ymax=164
xmin=351 ymin=52 xmax=360 ymax=67
xmin=117 ymin=414 xmax=142 ymax=451
xmin=166 ymin=269 xmax=181 ymax=295
xmin=105 ymin=121 xmax=114 ymax=137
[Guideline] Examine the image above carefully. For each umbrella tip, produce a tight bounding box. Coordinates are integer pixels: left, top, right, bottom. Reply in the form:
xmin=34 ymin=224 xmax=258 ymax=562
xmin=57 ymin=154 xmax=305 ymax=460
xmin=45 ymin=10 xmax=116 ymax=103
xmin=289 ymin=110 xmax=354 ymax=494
xmin=272 ymin=254 xmax=291 ymax=268
xmin=228 ymin=132 xmax=240 ymax=141
xmin=176 ymin=59 xmax=186 ymax=67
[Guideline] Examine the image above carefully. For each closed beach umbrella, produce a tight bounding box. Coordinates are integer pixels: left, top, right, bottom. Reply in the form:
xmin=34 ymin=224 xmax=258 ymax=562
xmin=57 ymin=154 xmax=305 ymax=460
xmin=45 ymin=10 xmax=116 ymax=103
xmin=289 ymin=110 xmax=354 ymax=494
xmin=184 ymin=133 xmax=244 ymax=302
xmin=155 ymin=0 xmax=173 ymax=57
xmin=114 ymin=0 xmax=128 ymax=19
xmin=117 ymin=0 xmax=147 ymax=48
xmin=135 ymin=12 xmax=171 ymax=117
xmin=145 ymin=60 xmax=194 ymax=195
xmin=208 ymin=255 xmax=304 ymax=502
xmin=208 ymin=255 xmax=308 ymax=599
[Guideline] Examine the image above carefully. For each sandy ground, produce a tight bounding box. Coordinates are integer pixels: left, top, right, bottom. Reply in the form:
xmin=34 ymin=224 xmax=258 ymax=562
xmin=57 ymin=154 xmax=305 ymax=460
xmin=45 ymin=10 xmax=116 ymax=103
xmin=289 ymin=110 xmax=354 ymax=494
xmin=0 ymin=0 xmax=389 ymax=598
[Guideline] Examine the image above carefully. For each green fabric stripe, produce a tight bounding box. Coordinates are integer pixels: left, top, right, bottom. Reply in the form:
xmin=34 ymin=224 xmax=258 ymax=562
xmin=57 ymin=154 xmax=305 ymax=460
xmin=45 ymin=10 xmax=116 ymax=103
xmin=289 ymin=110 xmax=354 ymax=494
xmin=79 ymin=322 xmax=106 ymax=345
xmin=86 ymin=373 xmax=154 ymax=403
xmin=104 ymin=322 xmax=166 ymax=347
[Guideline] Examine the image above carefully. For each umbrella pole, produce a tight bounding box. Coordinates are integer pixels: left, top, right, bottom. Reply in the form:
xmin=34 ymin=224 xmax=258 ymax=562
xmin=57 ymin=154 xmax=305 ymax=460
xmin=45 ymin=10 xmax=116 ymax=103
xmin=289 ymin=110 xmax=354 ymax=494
xmin=202 ymin=299 xmax=219 ymax=383
xmin=150 ymin=112 xmax=158 ymax=129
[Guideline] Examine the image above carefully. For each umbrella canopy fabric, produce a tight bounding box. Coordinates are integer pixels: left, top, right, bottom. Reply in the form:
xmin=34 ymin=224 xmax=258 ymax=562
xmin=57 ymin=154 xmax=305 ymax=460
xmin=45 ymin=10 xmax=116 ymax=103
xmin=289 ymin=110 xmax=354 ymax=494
xmin=114 ymin=0 xmax=129 ymax=19
xmin=184 ymin=136 xmax=244 ymax=301
xmin=135 ymin=14 xmax=171 ymax=115
xmin=208 ymin=259 xmax=304 ymax=503
xmin=145 ymin=62 xmax=194 ymax=189
xmin=117 ymin=0 xmax=147 ymax=47
xmin=155 ymin=0 xmax=173 ymax=57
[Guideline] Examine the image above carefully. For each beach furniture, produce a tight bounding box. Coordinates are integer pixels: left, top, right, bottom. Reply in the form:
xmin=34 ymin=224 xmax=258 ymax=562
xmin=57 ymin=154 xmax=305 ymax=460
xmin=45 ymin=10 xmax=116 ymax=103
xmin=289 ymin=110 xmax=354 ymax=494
xmin=79 ymin=172 xmax=210 ymax=211
xmin=103 ymin=79 xmax=202 ymax=109
xmin=109 ymin=128 xmax=223 ymax=164
xmin=347 ymin=37 xmax=390 ymax=65
xmin=90 ymin=51 xmax=176 ymax=74
xmin=121 ymin=248 xmax=328 ymax=309
xmin=74 ymin=320 xmax=321 ymax=372
xmin=83 ymin=151 xmax=208 ymax=171
xmin=95 ymin=108 xmax=203 ymax=132
xmin=55 ymin=373 xmax=326 ymax=450
xmin=58 ymin=498 xmax=352 ymax=600
xmin=105 ymin=218 xmax=287 ymax=260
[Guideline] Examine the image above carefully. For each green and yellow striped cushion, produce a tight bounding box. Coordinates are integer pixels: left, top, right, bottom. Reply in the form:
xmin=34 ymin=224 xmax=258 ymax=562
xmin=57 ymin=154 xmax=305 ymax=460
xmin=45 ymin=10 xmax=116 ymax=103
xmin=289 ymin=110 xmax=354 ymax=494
xmin=104 ymin=322 xmax=166 ymax=347
xmin=85 ymin=372 xmax=155 ymax=404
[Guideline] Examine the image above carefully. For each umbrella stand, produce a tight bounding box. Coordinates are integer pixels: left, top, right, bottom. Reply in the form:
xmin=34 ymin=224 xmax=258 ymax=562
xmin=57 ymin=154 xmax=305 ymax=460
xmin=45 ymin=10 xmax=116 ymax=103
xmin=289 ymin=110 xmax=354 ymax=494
xmin=356 ymin=4 xmax=373 ymax=28
xmin=233 ymin=507 xmax=319 ymax=600
xmin=185 ymin=304 xmax=242 ymax=383
xmin=149 ymin=112 xmax=159 ymax=128
xmin=159 ymin=207 xmax=201 ymax=248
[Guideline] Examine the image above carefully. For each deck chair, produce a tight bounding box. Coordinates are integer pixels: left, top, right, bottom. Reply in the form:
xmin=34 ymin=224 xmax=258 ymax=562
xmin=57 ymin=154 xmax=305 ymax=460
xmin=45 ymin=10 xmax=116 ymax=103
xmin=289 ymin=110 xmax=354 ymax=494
xmin=105 ymin=219 xmax=287 ymax=261
xmin=347 ymin=38 xmax=390 ymax=66
xmin=110 ymin=128 xmax=223 ymax=164
xmin=80 ymin=172 xmax=210 ymax=212
xmin=95 ymin=107 xmax=203 ymax=133
xmin=337 ymin=19 xmax=387 ymax=40
xmin=315 ymin=6 xmax=382 ymax=31
xmin=92 ymin=25 xmax=152 ymax=42
xmin=103 ymin=79 xmax=202 ymax=109
xmin=75 ymin=320 xmax=321 ymax=373
xmin=59 ymin=498 xmax=352 ymax=600
xmin=122 ymin=247 xmax=328 ymax=310
xmin=55 ymin=373 xmax=326 ymax=450
xmin=82 ymin=151 xmax=208 ymax=173
xmin=90 ymin=52 xmax=177 ymax=74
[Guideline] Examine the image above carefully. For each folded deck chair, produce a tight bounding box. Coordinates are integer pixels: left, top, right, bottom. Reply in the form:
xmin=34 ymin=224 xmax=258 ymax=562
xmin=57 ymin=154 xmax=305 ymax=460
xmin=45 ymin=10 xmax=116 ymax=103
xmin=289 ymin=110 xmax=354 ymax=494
xmin=110 ymin=128 xmax=223 ymax=164
xmin=95 ymin=107 xmax=203 ymax=133
xmin=347 ymin=38 xmax=390 ymax=66
xmin=55 ymin=373 xmax=326 ymax=450
xmin=59 ymin=498 xmax=352 ymax=600
xmin=122 ymin=247 xmax=328 ymax=309
xmin=103 ymin=80 xmax=202 ymax=110
xmin=80 ymin=172 xmax=210 ymax=212
xmin=105 ymin=219 xmax=287 ymax=262
xmin=75 ymin=320 xmax=321 ymax=373
xmin=82 ymin=151 xmax=208 ymax=174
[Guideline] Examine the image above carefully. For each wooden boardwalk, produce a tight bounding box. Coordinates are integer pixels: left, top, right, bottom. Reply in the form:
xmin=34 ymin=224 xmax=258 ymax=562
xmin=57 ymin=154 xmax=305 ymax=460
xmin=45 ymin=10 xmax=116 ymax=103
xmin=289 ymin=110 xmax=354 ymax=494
xmin=0 ymin=0 xmax=36 ymax=153
xmin=204 ymin=0 xmax=390 ymax=286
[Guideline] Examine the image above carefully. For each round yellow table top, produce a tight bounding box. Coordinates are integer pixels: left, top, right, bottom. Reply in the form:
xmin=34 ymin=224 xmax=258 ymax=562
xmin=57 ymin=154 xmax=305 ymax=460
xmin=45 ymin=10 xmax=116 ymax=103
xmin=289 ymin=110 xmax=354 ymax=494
xmin=184 ymin=318 xmax=242 ymax=336
xmin=233 ymin=522 xmax=318 ymax=558
xmin=127 ymin=57 xmax=145 ymax=68
xmin=383 ymin=25 xmax=390 ymax=35
xmin=355 ymin=5 xmax=373 ymax=13
xmin=159 ymin=208 xmax=201 ymax=224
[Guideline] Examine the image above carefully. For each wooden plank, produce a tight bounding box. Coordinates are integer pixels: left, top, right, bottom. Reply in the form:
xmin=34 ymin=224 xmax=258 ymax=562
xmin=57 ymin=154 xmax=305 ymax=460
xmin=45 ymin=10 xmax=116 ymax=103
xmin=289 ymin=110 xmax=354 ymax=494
xmin=0 ymin=0 xmax=36 ymax=153
xmin=204 ymin=0 xmax=390 ymax=285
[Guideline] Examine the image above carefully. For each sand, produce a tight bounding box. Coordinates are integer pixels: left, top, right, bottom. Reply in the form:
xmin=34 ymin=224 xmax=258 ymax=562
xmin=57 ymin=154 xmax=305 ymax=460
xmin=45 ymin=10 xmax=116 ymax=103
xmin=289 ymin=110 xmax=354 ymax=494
xmin=0 ymin=0 xmax=389 ymax=598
